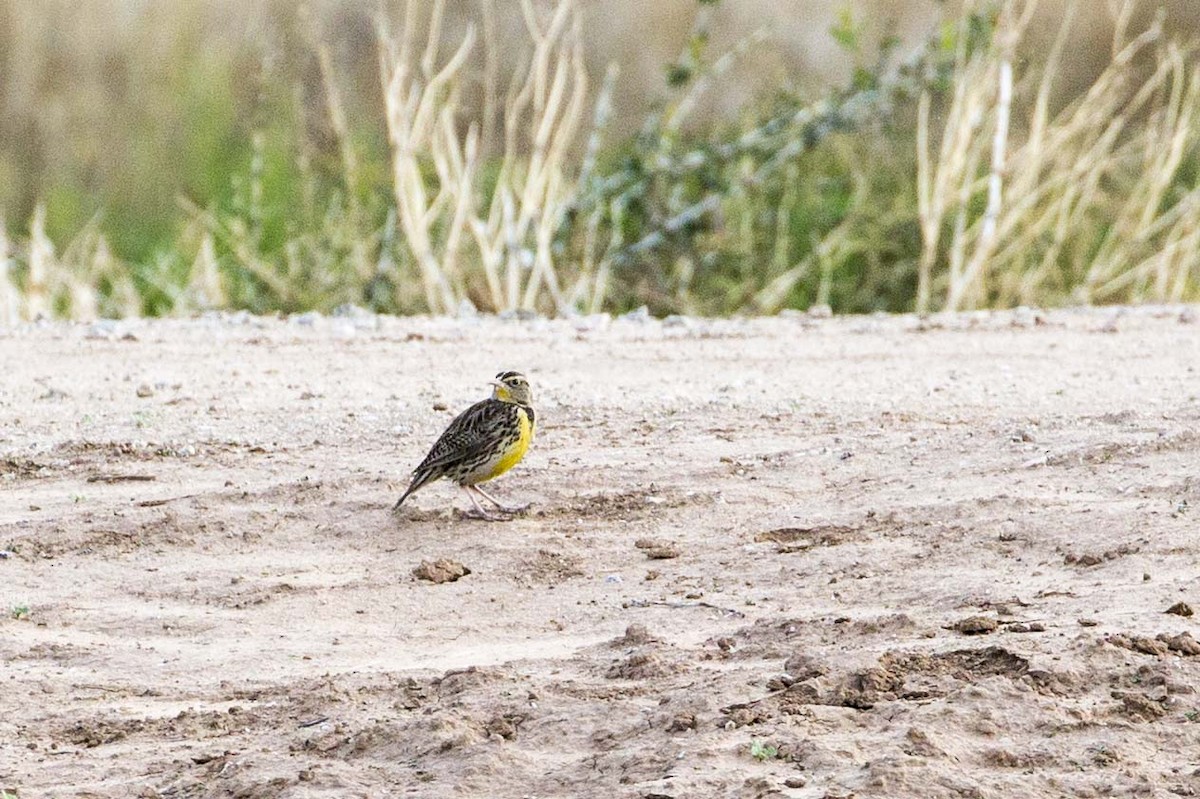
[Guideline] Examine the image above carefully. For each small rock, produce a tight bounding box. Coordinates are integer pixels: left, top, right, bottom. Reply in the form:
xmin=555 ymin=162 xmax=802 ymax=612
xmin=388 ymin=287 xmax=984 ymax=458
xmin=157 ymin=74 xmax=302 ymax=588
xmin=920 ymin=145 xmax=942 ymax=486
xmin=136 ymin=383 xmax=154 ymax=398
xmin=620 ymin=305 xmax=651 ymax=323
xmin=291 ymin=311 xmax=323 ymax=326
xmin=1167 ymin=602 xmax=1194 ymax=618
xmin=85 ymin=320 xmax=120 ymax=340
xmin=412 ymin=559 xmax=471 ymax=584
xmin=1078 ymin=618 xmax=1099 ymax=627
xmin=952 ymin=616 xmax=998 ymax=635
xmin=765 ymin=675 xmax=795 ymax=691
xmin=1180 ymin=307 xmax=1198 ymax=325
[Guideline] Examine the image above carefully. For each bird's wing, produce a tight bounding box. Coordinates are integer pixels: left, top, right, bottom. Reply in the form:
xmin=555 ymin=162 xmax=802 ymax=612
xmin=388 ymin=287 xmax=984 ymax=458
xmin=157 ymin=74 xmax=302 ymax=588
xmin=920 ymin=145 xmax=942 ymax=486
xmin=412 ymin=399 xmax=510 ymax=474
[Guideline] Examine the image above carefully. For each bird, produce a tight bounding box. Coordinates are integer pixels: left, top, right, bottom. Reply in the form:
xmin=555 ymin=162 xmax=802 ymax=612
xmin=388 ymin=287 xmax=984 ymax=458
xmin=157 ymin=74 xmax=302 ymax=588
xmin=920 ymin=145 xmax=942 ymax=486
xmin=393 ymin=371 xmax=536 ymax=520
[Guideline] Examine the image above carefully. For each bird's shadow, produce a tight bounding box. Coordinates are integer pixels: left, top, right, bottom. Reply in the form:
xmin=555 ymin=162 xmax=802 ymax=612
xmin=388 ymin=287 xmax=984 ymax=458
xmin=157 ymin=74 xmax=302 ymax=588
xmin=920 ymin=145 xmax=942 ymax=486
xmin=388 ymin=504 xmax=531 ymax=523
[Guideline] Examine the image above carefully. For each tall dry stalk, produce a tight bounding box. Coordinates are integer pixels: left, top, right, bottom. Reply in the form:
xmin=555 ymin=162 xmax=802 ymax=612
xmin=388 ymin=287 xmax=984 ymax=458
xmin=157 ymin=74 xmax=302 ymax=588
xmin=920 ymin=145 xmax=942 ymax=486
xmin=26 ymin=206 xmax=54 ymax=320
xmin=917 ymin=0 xmax=1038 ymax=313
xmin=0 ymin=220 xmax=20 ymax=325
xmin=184 ymin=232 xmax=227 ymax=312
xmin=380 ymin=0 xmax=589 ymax=315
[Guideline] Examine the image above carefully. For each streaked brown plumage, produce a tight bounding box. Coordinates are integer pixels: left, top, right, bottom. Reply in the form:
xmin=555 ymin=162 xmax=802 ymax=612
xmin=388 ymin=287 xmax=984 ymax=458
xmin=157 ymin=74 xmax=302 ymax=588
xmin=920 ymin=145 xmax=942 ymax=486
xmin=394 ymin=371 xmax=536 ymax=520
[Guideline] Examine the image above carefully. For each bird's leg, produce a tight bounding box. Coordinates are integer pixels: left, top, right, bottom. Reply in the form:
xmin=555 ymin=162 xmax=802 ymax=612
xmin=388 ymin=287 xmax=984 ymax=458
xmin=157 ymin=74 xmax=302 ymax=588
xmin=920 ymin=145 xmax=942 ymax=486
xmin=461 ymin=486 xmax=504 ymax=521
xmin=472 ymin=484 xmax=530 ymax=514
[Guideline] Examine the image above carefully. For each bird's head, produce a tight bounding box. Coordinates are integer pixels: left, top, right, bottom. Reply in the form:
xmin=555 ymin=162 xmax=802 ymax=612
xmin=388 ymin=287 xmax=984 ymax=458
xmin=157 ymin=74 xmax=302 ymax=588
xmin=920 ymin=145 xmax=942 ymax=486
xmin=490 ymin=371 xmax=533 ymax=405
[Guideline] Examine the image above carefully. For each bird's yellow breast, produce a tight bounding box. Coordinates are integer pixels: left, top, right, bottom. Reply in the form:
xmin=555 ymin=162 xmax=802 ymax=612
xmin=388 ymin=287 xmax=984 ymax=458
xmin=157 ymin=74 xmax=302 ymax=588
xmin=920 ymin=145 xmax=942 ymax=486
xmin=485 ymin=406 xmax=533 ymax=480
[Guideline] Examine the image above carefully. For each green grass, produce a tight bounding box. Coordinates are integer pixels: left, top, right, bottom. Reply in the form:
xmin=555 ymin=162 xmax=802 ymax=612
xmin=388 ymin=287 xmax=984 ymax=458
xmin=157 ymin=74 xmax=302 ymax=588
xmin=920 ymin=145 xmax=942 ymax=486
xmin=1 ymin=0 xmax=1198 ymax=320
xmin=10 ymin=604 xmax=30 ymax=620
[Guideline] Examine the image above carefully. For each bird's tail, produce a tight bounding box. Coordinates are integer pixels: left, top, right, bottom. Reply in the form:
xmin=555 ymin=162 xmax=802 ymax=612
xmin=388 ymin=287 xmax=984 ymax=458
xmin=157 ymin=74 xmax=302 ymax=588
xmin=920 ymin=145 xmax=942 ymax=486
xmin=393 ymin=469 xmax=435 ymax=511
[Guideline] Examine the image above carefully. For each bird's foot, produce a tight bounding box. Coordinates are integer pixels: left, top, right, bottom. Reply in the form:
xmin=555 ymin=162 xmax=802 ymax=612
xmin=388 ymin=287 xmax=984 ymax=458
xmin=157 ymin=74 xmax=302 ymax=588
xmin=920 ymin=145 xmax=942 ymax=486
xmin=462 ymin=507 xmax=507 ymax=522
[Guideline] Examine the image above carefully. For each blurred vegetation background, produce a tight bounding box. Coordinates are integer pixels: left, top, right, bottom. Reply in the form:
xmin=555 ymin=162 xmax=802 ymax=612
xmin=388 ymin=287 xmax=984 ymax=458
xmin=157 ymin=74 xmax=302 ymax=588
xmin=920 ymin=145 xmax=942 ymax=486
xmin=2 ymin=0 xmax=1200 ymax=320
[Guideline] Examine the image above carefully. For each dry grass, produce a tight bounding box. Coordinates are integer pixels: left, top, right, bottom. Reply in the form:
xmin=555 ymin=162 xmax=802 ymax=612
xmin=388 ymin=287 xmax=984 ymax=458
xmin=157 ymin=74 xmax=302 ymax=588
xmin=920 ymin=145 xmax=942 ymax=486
xmin=1 ymin=0 xmax=1198 ymax=320
xmin=381 ymin=0 xmax=597 ymax=315
xmin=918 ymin=0 xmax=1200 ymax=312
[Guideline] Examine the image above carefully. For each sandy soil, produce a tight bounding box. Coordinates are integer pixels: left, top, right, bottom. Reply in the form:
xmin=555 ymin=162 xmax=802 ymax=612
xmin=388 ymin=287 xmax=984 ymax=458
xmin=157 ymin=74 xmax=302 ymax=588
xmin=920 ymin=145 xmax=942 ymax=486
xmin=2 ymin=306 xmax=1200 ymax=798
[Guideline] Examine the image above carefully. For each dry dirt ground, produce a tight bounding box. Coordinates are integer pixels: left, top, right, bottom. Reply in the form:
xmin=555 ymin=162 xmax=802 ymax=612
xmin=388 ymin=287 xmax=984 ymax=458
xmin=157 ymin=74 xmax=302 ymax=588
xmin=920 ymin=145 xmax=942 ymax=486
xmin=3 ymin=307 xmax=1200 ymax=799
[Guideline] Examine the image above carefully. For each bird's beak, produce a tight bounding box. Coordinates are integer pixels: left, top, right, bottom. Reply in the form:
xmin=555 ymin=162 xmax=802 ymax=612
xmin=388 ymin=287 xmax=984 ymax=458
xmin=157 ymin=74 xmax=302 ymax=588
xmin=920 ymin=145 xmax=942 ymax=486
xmin=488 ymin=379 xmax=504 ymax=389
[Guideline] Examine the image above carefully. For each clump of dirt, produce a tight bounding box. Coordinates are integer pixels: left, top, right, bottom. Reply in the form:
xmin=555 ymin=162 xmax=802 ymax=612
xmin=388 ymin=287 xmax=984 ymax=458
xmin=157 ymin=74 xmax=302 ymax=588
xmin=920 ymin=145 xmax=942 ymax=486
xmin=1166 ymin=602 xmax=1194 ymax=617
xmin=1 ymin=456 xmax=58 ymax=479
xmin=517 ymin=548 xmax=583 ymax=585
xmin=1107 ymin=634 xmax=1172 ymax=657
xmin=433 ymin=667 xmax=500 ymax=696
xmin=1111 ymin=691 xmax=1168 ymax=721
xmin=753 ymin=523 xmax=860 ymax=553
xmin=902 ymin=727 xmax=945 ymax=758
xmin=1063 ymin=543 xmax=1140 ymax=567
xmin=483 ymin=712 xmax=526 ymax=740
xmin=733 ymin=645 xmax=1035 ymax=717
xmin=634 ymin=538 xmax=680 ymax=559
xmin=982 ymin=748 xmax=1057 ymax=769
xmin=1159 ymin=632 xmax=1200 ymax=655
xmin=14 ymin=642 xmax=90 ymax=662
xmin=64 ymin=718 xmax=141 ymax=748
xmin=611 ymin=624 xmax=658 ymax=646
xmin=782 ymin=651 xmax=827 ymax=681
xmin=606 ymin=650 xmax=670 ymax=680
xmin=413 ymin=558 xmax=471 ymax=583
xmin=950 ymin=616 xmax=999 ymax=635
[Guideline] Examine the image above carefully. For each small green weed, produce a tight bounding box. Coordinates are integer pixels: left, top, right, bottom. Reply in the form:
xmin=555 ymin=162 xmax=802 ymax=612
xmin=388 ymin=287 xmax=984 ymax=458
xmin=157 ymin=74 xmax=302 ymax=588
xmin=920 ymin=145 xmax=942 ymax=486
xmin=750 ymin=740 xmax=779 ymax=762
xmin=11 ymin=605 xmax=30 ymax=620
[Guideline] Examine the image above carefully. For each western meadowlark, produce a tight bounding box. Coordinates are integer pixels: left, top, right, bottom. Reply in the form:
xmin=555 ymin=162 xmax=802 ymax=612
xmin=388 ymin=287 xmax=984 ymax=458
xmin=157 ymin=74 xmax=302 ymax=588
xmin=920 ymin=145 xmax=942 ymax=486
xmin=393 ymin=371 xmax=536 ymax=520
